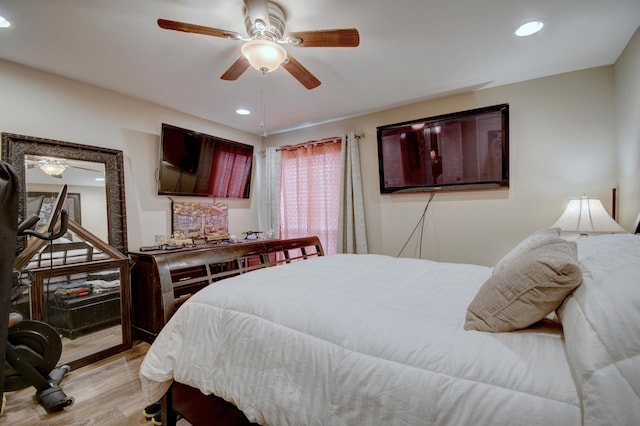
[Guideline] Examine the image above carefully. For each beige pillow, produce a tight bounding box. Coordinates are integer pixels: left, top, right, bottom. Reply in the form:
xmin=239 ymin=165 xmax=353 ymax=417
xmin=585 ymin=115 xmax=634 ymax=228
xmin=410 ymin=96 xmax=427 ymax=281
xmin=465 ymin=240 xmax=582 ymax=332
xmin=493 ymin=228 xmax=562 ymax=276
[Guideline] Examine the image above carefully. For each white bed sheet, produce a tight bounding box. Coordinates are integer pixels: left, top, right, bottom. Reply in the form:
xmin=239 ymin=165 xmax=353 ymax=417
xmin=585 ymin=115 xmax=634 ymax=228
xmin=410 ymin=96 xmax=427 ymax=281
xmin=140 ymin=253 xmax=580 ymax=425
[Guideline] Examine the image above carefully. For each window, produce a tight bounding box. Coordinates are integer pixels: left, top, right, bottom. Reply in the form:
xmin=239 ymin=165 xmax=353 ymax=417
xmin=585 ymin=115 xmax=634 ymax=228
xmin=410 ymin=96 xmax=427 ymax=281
xmin=279 ymin=141 xmax=341 ymax=254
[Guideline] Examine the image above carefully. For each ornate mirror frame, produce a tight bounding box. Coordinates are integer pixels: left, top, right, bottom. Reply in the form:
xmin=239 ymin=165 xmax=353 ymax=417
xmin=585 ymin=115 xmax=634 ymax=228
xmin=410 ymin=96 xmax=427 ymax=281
xmin=1 ymin=132 xmax=128 ymax=254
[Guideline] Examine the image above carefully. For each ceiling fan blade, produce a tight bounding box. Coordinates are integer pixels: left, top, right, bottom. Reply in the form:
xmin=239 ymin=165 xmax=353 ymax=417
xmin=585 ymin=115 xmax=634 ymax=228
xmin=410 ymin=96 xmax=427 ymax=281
xmin=70 ymin=165 xmax=102 ymax=173
xmin=157 ymin=19 xmax=243 ymax=40
xmin=282 ymin=55 xmax=321 ymax=90
xmin=221 ymin=56 xmax=251 ymax=81
xmin=244 ymin=0 xmax=271 ymax=29
xmin=286 ymin=29 xmax=360 ymax=47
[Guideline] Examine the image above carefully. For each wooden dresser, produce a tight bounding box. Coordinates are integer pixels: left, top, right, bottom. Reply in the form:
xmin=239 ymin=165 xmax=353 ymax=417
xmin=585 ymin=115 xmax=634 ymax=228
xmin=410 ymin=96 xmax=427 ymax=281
xmin=129 ymin=236 xmax=324 ymax=343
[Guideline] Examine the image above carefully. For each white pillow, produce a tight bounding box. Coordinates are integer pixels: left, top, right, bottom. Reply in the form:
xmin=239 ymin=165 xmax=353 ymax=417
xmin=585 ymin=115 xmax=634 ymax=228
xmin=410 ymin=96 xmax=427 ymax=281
xmin=493 ymin=228 xmax=562 ymax=276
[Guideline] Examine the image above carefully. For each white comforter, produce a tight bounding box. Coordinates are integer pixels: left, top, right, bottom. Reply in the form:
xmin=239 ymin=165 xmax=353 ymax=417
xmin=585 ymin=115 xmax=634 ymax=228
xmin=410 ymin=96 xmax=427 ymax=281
xmin=140 ymin=253 xmax=583 ymax=425
xmin=560 ymin=234 xmax=640 ymax=425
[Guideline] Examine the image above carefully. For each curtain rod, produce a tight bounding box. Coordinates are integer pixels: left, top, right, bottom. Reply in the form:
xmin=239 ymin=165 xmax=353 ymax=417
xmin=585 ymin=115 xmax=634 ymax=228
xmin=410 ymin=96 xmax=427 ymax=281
xmin=276 ymin=136 xmax=341 ymax=152
xmin=276 ymin=132 xmax=365 ymax=152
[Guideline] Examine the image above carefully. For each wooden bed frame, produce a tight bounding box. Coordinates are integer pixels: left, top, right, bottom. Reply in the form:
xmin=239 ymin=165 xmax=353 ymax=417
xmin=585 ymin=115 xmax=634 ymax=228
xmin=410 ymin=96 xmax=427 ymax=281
xmin=136 ymin=236 xmax=325 ymax=426
xmin=163 ymin=382 xmax=257 ymax=426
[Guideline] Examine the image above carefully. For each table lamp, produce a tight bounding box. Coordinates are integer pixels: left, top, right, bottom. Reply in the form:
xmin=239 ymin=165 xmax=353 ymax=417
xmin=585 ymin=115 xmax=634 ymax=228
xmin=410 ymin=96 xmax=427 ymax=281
xmin=551 ymin=196 xmax=626 ymax=235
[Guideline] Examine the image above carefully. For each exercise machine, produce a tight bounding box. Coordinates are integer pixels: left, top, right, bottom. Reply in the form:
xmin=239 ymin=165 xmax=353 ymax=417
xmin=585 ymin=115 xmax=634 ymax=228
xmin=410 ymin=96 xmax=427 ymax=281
xmin=4 ymin=185 xmax=74 ymax=413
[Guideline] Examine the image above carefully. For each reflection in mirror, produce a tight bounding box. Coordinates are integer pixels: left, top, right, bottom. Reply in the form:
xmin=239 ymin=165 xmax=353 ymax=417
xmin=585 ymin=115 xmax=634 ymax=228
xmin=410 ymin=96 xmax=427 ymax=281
xmin=25 ymin=155 xmax=108 ymax=241
xmin=2 ymin=133 xmax=130 ymax=370
xmin=23 ymin=257 xmax=128 ymax=368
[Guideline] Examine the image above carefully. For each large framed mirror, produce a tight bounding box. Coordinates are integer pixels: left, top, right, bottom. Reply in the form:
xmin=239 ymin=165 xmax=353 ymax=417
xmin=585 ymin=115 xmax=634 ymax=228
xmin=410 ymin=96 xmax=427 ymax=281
xmin=1 ymin=133 xmax=127 ymax=254
xmin=1 ymin=132 xmax=130 ymax=369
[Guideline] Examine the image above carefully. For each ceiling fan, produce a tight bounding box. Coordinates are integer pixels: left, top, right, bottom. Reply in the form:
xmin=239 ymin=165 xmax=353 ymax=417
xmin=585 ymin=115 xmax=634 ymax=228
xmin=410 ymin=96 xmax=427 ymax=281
xmin=157 ymin=0 xmax=360 ymax=89
xmin=26 ymin=155 xmax=104 ymax=179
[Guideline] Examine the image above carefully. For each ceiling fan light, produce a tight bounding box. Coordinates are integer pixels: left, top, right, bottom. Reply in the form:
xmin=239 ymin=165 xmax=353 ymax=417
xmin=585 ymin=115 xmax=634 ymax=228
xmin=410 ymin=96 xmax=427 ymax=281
xmin=40 ymin=162 xmax=66 ymax=176
xmin=241 ymin=39 xmax=287 ymax=74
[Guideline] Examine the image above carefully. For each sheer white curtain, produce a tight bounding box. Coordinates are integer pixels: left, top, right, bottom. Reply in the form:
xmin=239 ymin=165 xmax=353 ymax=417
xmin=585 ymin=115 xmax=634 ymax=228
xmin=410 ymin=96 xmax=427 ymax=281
xmin=338 ymin=132 xmax=368 ymax=253
xmin=259 ymin=147 xmax=281 ymax=239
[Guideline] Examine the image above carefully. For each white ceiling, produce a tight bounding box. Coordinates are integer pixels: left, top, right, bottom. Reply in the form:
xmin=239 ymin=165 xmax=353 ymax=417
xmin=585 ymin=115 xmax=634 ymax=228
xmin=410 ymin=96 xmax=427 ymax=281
xmin=0 ymin=0 xmax=638 ymax=136
xmin=25 ymin=155 xmax=106 ymax=187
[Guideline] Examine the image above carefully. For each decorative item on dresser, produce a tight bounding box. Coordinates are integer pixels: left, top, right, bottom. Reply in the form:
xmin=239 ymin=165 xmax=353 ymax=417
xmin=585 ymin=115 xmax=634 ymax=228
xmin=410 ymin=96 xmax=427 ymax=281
xmin=129 ymin=236 xmax=324 ymax=343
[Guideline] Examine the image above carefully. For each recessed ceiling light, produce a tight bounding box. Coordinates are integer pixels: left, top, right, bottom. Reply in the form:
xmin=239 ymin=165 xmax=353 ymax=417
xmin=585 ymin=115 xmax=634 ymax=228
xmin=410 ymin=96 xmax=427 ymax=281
xmin=236 ymin=108 xmax=251 ymax=115
xmin=514 ymin=20 xmax=544 ymax=37
xmin=0 ymin=16 xmax=11 ymax=28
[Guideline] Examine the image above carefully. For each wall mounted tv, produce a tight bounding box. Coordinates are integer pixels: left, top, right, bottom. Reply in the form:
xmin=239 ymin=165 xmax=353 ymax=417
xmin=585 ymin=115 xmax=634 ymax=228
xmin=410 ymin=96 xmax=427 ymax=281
xmin=158 ymin=123 xmax=254 ymax=199
xmin=376 ymin=104 xmax=509 ymax=194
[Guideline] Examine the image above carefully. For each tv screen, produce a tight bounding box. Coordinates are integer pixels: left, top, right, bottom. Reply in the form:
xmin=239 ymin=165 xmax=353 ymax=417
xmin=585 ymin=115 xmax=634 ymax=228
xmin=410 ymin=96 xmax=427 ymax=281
xmin=158 ymin=124 xmax=254 ymax=199
xmin=377 ymin=104 xmax=509 ymax=194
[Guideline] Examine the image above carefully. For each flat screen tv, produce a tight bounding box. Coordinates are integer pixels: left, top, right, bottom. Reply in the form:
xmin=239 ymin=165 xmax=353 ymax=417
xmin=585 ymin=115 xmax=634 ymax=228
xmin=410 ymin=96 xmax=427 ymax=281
xmin=158 ymin=123 xmax=254 ymax=199
xmin=377 ymin=104 xmax=509 ymax=194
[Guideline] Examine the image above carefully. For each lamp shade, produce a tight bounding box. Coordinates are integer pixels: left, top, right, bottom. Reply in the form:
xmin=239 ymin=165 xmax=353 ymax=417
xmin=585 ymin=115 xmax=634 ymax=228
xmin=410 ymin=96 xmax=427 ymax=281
xmin=241 ymin=39 xmax=287 ymax=74
xmin=551 ymin=197 xmax=626 ymax=234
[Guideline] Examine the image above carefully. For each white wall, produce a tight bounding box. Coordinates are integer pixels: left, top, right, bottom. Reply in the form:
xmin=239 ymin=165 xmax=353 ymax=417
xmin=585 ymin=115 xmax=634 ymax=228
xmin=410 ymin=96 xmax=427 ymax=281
xmin=265 ymin=66 xmax=621 ymax=266
xmin=3 ymin=40 xmax=636 ymax=264
xmin=27 ymin=183 xmax=108 ymax=241
xmin=0 ymin=59 xmax=262 ymax=251
xmin=615 ymin=27 xmax=640 ymax=230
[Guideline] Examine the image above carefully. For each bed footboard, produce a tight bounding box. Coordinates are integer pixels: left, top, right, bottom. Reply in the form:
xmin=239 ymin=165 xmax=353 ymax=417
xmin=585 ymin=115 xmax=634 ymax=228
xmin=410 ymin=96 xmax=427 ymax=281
xmin=142 ymin=236 xmax=325 ymax=425
xmin=131 ymin=236 xmax=324 ymax=343
xmin=163 ymin=382 xmax=258 ymax=426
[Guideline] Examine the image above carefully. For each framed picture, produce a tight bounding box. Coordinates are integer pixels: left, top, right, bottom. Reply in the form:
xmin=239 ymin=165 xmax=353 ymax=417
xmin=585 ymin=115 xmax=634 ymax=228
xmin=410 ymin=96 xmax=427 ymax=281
xmin=171 ymin=201 xmax=229 ymax=241
xmin=28 ymin=191 xmax=81 ymax=226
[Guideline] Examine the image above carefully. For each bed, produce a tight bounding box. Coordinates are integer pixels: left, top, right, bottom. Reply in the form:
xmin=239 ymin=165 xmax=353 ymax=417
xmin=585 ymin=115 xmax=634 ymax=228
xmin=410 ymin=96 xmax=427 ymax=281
xmin=139 ymin=230 xmax=640 ymax=425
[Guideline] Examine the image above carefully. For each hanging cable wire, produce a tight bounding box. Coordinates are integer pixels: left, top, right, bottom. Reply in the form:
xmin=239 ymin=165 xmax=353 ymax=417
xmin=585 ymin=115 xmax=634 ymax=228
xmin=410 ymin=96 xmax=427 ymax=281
xmin=396 ymin=192 xmax=435 ymax=258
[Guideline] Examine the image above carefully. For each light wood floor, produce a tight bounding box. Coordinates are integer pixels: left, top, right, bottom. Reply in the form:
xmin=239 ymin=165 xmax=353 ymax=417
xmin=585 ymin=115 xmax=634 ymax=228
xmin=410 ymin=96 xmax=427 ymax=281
xmin=59 ymin=324 xmax=124 ymax=366
xmin=2 ymin=342 xmax=190 ymax=425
